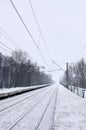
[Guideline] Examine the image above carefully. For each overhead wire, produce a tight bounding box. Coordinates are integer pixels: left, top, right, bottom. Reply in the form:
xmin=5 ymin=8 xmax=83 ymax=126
xmin=0 ymin=46 xmax=11 ymax=54
xmin=52 ymin=60 xmax=65 ymax=72
xmin=47 ymin=69 xmax=62 ymax=72
xmin=27 ymin=0 xmax=52 ymax=61
xmin=27 ymin=0 xmax=41 ymax=34
xmin=0 ymin=27 xmax=20 ymax=49
xmin=9 ymin=0 xmax=49 ymax=66
xmin=0 ymin=41 xmax=13 ymax=52
xmin=9 ymin=0 xmax=64 ymax=71
xmin=28 ymin=0 xmax=65 ymax=71
xmin=0 ymin=27 xmax=31 ymax=58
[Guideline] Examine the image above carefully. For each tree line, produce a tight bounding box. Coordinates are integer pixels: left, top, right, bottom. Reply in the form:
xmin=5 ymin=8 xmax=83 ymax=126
xmin=61 ymin=59 xmax=86 ymax=88
xmin=0 ymin=50 xmax=53 ymax=89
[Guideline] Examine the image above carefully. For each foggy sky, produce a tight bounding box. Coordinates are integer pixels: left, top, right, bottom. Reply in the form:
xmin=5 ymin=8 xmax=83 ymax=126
xmin=0 ymin=0 xmax=86 ymax=80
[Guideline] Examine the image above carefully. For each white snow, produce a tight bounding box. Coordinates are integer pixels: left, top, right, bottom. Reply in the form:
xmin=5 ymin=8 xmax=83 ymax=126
xmin=68 ymin=85 xmax=86 ymax=98
xmin=0 ymin=87 xmax=27 ymax=94
xmin=1 ymin=84 xmax=86 ymax=130
xmin=0 ymin=84 xmax=56 ymax=130
xmin=54 ymin=85 xmax=86 ymax=130
xmin=0 ymin=84 xmax=48 ymax=94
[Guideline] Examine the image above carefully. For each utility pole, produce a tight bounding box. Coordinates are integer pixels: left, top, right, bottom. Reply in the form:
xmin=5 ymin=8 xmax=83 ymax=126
xmin=66 ymin=63 xmax=69 ymax=88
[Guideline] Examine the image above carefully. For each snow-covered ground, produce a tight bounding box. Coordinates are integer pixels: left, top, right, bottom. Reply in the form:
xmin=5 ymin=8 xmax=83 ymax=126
xmin=68 ymin=85 xmax=86 ymax=98
xmin=1 ymin=84 xmax=86 ymax=130
xmin=54 ymin=85 xmax=86 ymax=130
xmin=0 ymin=84 xmax=57 ymax=130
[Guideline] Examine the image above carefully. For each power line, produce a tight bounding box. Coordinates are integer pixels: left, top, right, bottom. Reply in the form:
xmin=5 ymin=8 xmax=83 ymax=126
xmin=0 ymin=27 xmax=20 ymax=49
xmin=9 ymin=0 xmax=48 ymax=66
xmin=0 ymin=46 xmax=11 ymax=54
xmin=52 ymin=60 xmax=65 ymax=72
xmin=47 ymin=69 xmax=62 ymax=72
xmin=0 ymin=41 xmax=13 ymax=52
xmin=27 ymin=0 xmax=52 ymax=61
xmin=28 ymin=0 xmax=41 ymax=34
xmin=0 ymin=28 xmax=31 ymax=59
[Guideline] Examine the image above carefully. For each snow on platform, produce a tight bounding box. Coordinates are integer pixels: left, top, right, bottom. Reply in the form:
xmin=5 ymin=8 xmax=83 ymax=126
xmin=0 ymin=86 xmax=39 ymax=94
xmin=0 ymin=84 xmax=50 ymax=99
xmin=54 ymin=85 xmax=86 ymax=130
xmin=0 ymin=84 xmax=49 ymax=94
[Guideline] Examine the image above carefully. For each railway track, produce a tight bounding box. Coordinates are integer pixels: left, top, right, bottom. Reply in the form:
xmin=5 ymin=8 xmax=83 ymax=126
xmin=0 ymin=84 xmax=57 ymax=130
xmin=0 ymin=84 xmax=51 ymax=99
xmin=34 ymin=89 xmax=56 ymax=130
xmin=0 ymin=87 xmax=50 ymax=113
xmin=0 ymin=85 xmax=49 ymax=106
xmin=7 ymin=88 xmax=54 ymax=130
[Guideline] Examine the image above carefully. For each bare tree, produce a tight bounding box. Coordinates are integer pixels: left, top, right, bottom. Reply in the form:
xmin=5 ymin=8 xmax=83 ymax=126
xmin=0 ymin=50 xmax=53 ymax=88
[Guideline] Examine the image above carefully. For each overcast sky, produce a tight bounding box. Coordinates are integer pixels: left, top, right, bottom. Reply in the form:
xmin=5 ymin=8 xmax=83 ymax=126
xmin=0 ymin=0 xmax=86 ymax=80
